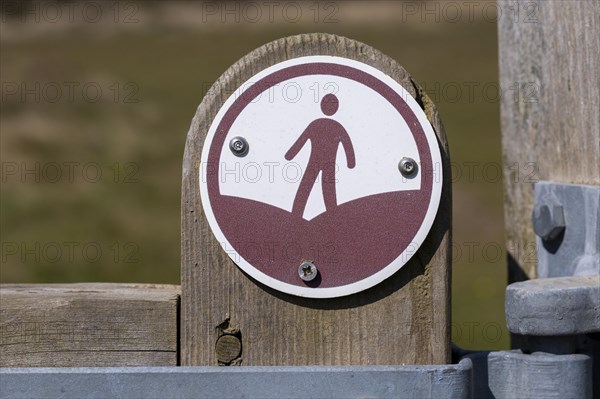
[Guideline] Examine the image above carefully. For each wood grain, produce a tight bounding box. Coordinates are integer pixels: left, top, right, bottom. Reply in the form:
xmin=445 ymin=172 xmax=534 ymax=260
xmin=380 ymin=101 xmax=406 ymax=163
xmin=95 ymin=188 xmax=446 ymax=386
xmin=181 ymin=33 xmax=451 ymax=366
xmin=498 ymin=0 xmax=600 ymax=281
xmin=0 ymin=283 xmax=180 ymax=367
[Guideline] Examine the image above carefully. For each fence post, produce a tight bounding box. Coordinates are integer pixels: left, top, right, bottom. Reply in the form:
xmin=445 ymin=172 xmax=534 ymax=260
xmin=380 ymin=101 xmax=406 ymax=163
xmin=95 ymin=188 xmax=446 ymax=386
xmin=180 ymin=33 xmax=452 ymax=366
xmin=498 ymin=0 xmax=600 ymax=282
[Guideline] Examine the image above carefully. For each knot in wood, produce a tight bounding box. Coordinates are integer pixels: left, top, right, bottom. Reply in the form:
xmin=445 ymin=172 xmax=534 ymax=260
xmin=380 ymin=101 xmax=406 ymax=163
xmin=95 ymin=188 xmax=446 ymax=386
xmin=215 ymin=334 xmax=242 ymax=364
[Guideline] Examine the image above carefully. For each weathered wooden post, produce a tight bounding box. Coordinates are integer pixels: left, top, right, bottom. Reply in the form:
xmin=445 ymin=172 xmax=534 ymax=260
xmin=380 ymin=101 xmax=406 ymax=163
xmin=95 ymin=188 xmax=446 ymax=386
xmin=494 ymin=2 xmax=600 ymax=397
xmin=498 ymin=0 xmax=600 ymax=283
xmin=181 ymin=33 xmax=451 ymax=366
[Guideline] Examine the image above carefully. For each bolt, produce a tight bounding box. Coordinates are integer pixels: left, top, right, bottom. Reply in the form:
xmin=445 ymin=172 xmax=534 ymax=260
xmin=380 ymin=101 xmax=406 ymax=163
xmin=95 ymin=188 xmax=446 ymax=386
xmin=532 ymin=204 xmax=565 ymax=241
xmin=229 ymin=136 xmax=248 ymax=156
xmin=399 ymin=157 xmax=418 ymax=176
xmin=298 ymin=261 xmax=318 ymax=282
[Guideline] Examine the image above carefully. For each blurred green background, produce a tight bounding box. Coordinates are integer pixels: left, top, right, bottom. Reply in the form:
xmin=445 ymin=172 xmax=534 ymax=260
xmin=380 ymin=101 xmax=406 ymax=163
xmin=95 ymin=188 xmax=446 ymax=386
xmin=1 ymin=1 xmax=508 ymax=350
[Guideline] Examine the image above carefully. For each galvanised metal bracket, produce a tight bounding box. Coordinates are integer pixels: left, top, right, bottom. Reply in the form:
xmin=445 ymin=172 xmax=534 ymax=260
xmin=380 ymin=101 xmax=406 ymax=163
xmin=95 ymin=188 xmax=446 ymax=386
xmin=502 ymin=275 xmax=599 ymax=399
xmin=492 ymin=181 xmax=600 ymax=399
xmin=505 ymin=276 xmax=600 ymax=337
xmin=532 ymin=181 xmax=600 ymax=278
xmin=488 ymin=350 xmax=592 ymax=399
xmin=0 ymin=360 xmax=473 ymax=399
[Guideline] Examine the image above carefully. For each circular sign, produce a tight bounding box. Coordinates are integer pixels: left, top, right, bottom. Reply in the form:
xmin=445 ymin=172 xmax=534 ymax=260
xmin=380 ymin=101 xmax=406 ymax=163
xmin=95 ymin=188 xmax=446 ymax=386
xmin=199 ymin=55 xmax=442 ymax=298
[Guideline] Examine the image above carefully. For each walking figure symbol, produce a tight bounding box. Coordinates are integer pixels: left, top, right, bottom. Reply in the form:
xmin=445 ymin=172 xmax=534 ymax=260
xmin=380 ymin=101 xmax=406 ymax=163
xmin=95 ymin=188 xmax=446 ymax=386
xmin=285 ymin=94 xmax=356 ymax=217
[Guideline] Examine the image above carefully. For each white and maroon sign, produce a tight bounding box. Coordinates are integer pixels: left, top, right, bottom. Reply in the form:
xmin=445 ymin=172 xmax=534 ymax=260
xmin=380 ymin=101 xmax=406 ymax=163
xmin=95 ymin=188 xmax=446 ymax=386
xmin=199 ymin=56 xmax=442 ymax=298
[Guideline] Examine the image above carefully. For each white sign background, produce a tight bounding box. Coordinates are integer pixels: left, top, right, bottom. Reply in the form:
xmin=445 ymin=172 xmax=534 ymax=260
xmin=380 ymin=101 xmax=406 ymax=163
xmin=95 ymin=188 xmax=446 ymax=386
xmin=216 ymin=73 xmax=421 ymax=221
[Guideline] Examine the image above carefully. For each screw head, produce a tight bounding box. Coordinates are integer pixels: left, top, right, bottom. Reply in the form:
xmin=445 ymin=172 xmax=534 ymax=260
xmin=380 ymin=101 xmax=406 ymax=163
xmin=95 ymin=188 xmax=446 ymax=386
xmin=298 ymin=261 xmax=318 ymax=282
xmin=229 ymin=136 xmax=248 ymax=156
xmin=399 ymin=157 xmax=418 ymax=176
xmin=532 ymin=204 xmax=565 ymax=241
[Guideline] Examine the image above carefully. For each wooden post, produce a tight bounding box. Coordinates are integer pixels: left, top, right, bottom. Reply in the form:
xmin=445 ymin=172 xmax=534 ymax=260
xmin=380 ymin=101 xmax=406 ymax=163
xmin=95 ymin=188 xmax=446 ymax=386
xmin=181 ymin=33 xmax=451 ymax=366
xmin=498 ymin=0 xmax=600 ymax=282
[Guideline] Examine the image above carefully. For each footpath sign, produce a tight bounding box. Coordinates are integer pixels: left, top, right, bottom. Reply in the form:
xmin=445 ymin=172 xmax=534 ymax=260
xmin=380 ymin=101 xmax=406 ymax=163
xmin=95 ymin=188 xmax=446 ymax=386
xmin=182 ymin=33 xmax=451 ymax=366
xmin=199 ymin=56 xmax=442 ymax=298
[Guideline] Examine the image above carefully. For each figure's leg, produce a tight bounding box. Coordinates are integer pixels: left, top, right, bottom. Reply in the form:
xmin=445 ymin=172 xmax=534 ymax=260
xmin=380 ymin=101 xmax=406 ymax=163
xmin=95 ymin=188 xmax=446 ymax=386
xmin=322 ymin=163 xmax=337 ymax=212
xmin=291 ymin=166 xmax=318 ymax=217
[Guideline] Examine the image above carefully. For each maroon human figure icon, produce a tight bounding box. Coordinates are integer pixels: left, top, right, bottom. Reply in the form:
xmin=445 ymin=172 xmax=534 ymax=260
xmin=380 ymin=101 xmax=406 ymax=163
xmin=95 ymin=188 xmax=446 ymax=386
xmin=285 ymin=94 xmax=356 ymax=217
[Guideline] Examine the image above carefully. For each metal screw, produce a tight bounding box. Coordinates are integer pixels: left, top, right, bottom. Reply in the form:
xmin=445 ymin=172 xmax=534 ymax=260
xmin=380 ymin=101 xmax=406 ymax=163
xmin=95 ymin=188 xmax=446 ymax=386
xmin=229 ymin=136 xmax=248 ymax=156
xmin=298 ymin=261 xmax=318 ymax=282
xmin=399 ymin=157 xmax=418 ymax=176
xmin=532 ymin=204 xmax=565 ymax=241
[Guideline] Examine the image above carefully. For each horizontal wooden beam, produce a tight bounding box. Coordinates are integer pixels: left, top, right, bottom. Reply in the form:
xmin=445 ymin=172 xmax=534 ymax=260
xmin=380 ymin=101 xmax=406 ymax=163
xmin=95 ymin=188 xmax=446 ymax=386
xmin=0 ymin=283 xmax=180 ymax=367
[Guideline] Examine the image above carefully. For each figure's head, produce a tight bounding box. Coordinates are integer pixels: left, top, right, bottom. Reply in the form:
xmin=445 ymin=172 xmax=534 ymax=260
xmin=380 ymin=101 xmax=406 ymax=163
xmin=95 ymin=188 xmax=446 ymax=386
xmin=320 ymin=94 xmax=339 ymax=116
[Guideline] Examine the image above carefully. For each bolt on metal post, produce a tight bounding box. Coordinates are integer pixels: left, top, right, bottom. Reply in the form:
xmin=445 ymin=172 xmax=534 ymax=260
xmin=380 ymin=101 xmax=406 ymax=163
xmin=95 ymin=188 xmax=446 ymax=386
xmin=532 ymin=204 xmax=565 ymax=241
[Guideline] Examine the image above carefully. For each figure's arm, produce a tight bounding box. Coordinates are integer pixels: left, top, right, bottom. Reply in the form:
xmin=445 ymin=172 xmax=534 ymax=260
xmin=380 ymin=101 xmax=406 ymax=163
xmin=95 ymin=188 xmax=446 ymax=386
xmin=340 ymin=128 xmax=356 ymax=168
xmin=285 ymin=127 xmax=311 ymax=160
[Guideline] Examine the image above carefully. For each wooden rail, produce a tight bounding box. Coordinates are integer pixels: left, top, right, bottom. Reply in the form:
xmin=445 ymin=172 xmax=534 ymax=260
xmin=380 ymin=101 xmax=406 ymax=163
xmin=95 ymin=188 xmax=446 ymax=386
xmin=0 ymin=284 xmax=180 ymax=367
